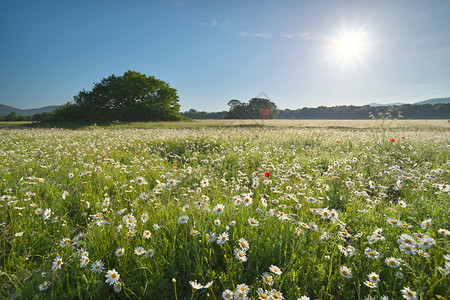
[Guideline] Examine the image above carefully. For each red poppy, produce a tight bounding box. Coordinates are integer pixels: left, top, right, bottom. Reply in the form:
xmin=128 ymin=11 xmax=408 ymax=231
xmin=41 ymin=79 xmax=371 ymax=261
xmin=402 ymin=137 xmax=405 ymax=139
xmin=390 ymin=139 xmax=395 ymax=142
xmin=173 ymin=164 xmax=177 ymax=168
xmin=264 ymin=172 xmax=271 ymax=177
xmin=136 ymin=152 xmax=138 ymax=155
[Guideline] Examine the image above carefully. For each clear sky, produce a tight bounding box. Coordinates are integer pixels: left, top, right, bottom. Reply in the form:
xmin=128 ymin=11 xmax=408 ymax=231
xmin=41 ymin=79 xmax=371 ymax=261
xmin=1 ymin=0 xmax=449 ymax=111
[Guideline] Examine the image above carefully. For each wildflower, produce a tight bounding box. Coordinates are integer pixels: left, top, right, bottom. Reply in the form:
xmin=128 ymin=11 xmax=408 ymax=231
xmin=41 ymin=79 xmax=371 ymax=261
xmin=269 ymin=265 xmax=282 ymax=275
xmin=401 ymin=287 xmax=417 ymax=300
xmin=367 ymin=235 xmax=378 ymax=244
xmin=364 ymin=281 xmax=378 ymax=289
xmin=436 ymin=266 xmax=449 ymax=275
xmin=329 ymin=209 xmax=339 ymax=220
xmin=261 ymin=272 xmax=274 ymax=286
xmin=214 ymin=219 xmax=221 ymax=226
xmin=141 ymin=212 xmax=149 ymax=223
xmin=59 ymin=238 xmax=71 ymax=248
xmin=338 ymin=230 xmax=351 ymax=238
xmin=400 ymin=244 xmax=416 ymax=255
xmin=234 ymin=237 xmax=249 ymax=251
xmin=200 ymin=178 xmax=210 ymax=187
xmin=79 ymin=256 xmax=89 ymax=268
xmin=153 ymin=223 xmax=160 ymax=230
xmin=135 ymin=176 xmax=147 ymax=185
xmin=90 ymin=260 xmax=104 ymax=274
xmin=386 ymin=217 xmax=400 ymax=227
xmin=364 ymin=248 xmax=379 ymax=260
xmin=320 ymin=208 xmax=331 ymax=219
xmin=234 ymin=290 xmax=248 ymax=300
xmin=123 ymin=214 xmax=137 ymax=228
xmin=190 ymin=229 xmax=200 ymax=236
xmin=38 ymin=281 xmax=51 ymax=291
xmin=256 ymin=287 xmax=269 ymax=299
xmin=178 ymin=215 xmax=189 ymax=224
xmin=242 ymin=194 xmax=253 ymax=206
xmin=113 ymin=281 xmax=122 ymax=293
xmin=145 ymin=249 xmax=155 ymax=257
xmin=127 ymin=229 xmax=136 ymax=237
xmin=234 ymin=249 xmax=247 ymax=262
xmin=264 ymin=172 xmax=271 ymax=177
xmin=340 ymin=266 xmax=352 ymax=278
xmin=190 ymin=280 xmax=203 ymax=289
xmin=213 ymin=204 xmax=225 ymax=215
xmin=417 ymin=250 xmax=430 ymax=258
xmin=385 ymin=257 xmax=399 ymax=268
xmin=268 ymin=289 xmax=284 ymax=299
xmin=134 ymin=247 xmax=145 ymax=255
xmin=367 ymin=272 xmax=379 ymax=284
xmin=143 ymin=230 xmax=152 ymax=239
xmin=217 ymin=232 xmax=229 ymax=245
xmin=115 ymin=248 xmax=125 ymax=257
xmin=105 ymin=269 xmax=120 ymax=285
xmin=437 ymin=228 xmax=450 ymax=236
xmin=248 ymin=218 xmax=259 ymax=226
xmin=398 ymin=234 xmax=416 ymax=246
xmin=236 ymin=283 xmax=250 ymax=295
xmin=222 ymin=289 xmax=234 ymax=299
xmin=207 ymin=232 xmax=217 ymax=243
xmin=298 ymin=296 xmax=310 ymax=300
xmin=421 ymin=218 xmax=432 ymax=230
xmin=395 ymin=271 xmax=404 ymax=279
xmin=52 ymin=256 xmax=63 ymax=271
xmin=43 ymin=208 xmax=52 ymax=220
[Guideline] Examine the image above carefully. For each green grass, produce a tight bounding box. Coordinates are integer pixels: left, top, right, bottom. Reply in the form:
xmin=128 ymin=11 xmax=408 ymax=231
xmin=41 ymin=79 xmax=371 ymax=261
xmin=0 ymin=123 xmax=449 ymax=299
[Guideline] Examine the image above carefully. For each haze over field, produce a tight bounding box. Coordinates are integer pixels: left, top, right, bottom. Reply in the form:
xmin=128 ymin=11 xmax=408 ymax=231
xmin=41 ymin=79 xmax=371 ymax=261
xmin=1 ymin=0 xmax=449 ymax=111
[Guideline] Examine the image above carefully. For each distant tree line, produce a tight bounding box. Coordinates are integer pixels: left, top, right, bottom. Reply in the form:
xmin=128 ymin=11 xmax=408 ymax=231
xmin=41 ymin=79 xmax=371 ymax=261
xmin=0 ymin=112 xmax=54 ymax=122
xmin=276 ymin=103 xmax=449 ymax=119
xmin=182 ymin=109 xmax=228 ymax=119
xmin=182 ymin=103 xmax=450 ymax=120
xmin=3 ymin=100 xmax=449 ymax=122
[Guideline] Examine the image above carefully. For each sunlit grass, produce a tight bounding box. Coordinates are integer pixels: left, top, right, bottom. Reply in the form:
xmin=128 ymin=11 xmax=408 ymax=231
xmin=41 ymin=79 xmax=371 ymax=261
xmin=0 ymin=124 xmax=448 ymax=299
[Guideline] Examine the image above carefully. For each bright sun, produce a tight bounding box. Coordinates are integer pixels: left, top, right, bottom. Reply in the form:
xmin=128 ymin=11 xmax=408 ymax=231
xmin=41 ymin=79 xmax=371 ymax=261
xmin=327 ymin=28 xmax=369 ymax=68
xmin=337 ymin=36 xmax=363 ymax=56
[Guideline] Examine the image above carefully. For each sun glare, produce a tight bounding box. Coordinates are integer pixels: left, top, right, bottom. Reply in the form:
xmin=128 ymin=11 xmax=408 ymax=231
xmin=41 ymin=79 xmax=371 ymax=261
xmin=338 ymin=36 xmax=363 ymax=56
xmin=327 ymin=27 xmax=369 ymax=69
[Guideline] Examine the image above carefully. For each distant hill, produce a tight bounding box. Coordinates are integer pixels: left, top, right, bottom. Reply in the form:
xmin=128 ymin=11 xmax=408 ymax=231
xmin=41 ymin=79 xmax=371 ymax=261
xmin=368 ymin=97 xmax=450 ymax=107
xmin=0 ymin=104 xmax=58 ymax=116
xmin=367 ymin=102 xmax=405 ymax=106
xmin=413 ymin=97 xmax=450 ymax=105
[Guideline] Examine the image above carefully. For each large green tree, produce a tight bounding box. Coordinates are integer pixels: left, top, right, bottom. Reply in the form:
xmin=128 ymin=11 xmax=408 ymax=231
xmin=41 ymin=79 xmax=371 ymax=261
xmin=52 ymin=71 xmax=182 ymax=122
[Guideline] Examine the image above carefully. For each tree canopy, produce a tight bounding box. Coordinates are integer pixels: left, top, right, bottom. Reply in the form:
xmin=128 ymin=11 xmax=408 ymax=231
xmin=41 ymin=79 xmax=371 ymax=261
xmin=51 ymin=71 xmax=182 ymax=123
xmin=225 ymin=98 xmax=277 ymax=119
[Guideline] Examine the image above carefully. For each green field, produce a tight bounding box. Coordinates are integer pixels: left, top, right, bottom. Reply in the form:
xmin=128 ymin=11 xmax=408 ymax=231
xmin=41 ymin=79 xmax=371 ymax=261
xmin=1 ymin=120 xmax=449 ymax=299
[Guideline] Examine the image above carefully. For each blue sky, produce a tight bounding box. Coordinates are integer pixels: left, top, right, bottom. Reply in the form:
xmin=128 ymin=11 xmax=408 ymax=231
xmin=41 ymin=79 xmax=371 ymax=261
xmin=1 ymin=0 xmax=449 ymax=111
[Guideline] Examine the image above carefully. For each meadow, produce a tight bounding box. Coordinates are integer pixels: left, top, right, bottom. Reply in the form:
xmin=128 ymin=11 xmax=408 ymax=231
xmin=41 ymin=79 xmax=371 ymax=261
xmin=0 ymin=120 xmax=449 ymax=299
